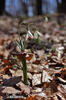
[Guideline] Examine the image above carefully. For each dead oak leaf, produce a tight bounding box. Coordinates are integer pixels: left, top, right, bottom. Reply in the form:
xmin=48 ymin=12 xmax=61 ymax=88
xmin=2 ymin=87 xmax=21 ymax=94
xmin=3 ymin=76 xmax=22 ymax=86
xmin=0 ymin=66 xmax=12 ymax=74
xmin=16 ymin=82 xmax=31 ymax=95
xmin=12 ymin=52 xmax=33 ymax=61
xmin=25 ymin=95 xmax=46 ymax=100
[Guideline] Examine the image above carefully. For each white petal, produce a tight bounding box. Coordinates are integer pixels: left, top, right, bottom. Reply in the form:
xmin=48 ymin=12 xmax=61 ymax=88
xmin=25 ymin=34 xmax=29 ymax=41
xmin=36 ymin=31 xmax=42 ymax=36
xmin=34 ymin=32 xmax=38 ymax=38
xmin=28 ymin=30 xmax=33 ymax=38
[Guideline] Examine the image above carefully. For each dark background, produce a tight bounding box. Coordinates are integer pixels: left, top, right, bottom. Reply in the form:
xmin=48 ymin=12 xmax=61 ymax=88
xmin=0 ymin=0 xmax=66 ymax=16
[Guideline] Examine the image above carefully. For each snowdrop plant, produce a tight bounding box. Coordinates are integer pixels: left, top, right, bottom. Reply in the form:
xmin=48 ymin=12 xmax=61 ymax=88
xmin=16 ymin=21 xmax=42 ymax=85
xmin=16 ymin=22 xmax=33 ymax=51
xmin=25 ymin=23 xmax=42 ymax=42
xmin=16 ymin=22 xmax=29 ymax=85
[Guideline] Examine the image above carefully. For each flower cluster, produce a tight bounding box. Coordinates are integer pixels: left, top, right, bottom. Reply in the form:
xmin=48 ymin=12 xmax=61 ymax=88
xmin=25 ymin=30 xmax=43 ymax=40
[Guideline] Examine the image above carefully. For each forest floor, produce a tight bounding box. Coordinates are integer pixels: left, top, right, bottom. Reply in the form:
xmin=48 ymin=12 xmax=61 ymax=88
xmin=0 ymin=15 xmax=66 ymax=100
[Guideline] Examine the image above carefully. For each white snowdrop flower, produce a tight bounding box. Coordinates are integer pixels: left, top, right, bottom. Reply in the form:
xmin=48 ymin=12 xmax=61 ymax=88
xmin=36 ymin=31 xmax=43 ymax=36
xmin=44 ymin=16 xmax=48 ymax=22
xmin=28 ymin=30 xmax=33 ymax=38
xmin=34 ymin=31 xmax=38 ymax=39
xmin=34 ymin=31 xmax=43 ymax=39
xmin=25 ymin=30 xmax=33 ymax=40
xmin=25 ymin=33 xmax=29 ymax=41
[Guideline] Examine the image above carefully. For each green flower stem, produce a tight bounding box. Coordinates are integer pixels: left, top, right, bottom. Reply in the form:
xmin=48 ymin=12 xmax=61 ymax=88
xmin=22 ymin=57 xmax=28 ymax=85
xmin=18 ymin=24 xmax=21 ymax=40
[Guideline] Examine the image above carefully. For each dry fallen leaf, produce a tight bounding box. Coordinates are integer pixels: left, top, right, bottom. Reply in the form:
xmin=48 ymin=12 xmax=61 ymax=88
xmin=12 ymin=52 xmax=33 ymax=61
xmin=25 ymin=95 xmax=46 ymax=100
xmin=0 ymin=66 xmax=12 ymax=74
xmin=2 ymin=87 xmax=21 ymax=94
xmin=16 ymin=82 xmax=31 ymax=94
xmin=32 ymin=74 xmax=41 ymax=86
xmin=3 ymin=76 xmax=22 ymax=86
xmin=42 ymin=70 xmax=53 ymax=83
